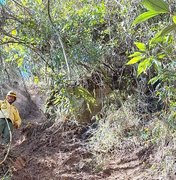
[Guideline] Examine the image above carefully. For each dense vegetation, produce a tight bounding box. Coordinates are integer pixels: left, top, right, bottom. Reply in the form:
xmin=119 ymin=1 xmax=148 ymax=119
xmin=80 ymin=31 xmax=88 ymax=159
xmin=0 ymin=0 xmax=176 ymax=179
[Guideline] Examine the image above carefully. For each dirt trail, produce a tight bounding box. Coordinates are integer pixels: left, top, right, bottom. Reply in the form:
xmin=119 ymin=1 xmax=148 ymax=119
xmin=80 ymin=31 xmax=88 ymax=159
xmin=0 ymin=85 xmax=156 ymax=180
xmin=0 ymin=118 xmax=155 ymax=180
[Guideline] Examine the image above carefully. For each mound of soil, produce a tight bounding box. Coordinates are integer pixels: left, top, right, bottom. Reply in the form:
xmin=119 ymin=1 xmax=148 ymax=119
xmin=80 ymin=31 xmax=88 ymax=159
xmin=0 ymin=118 xmax=158 ymax=180
xmin=0 ymin=120 xmax=103 ymax=180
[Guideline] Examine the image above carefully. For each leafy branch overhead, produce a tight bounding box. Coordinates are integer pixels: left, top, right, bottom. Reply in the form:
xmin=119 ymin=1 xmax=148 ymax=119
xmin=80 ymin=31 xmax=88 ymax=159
xmin=126 ymin=42 xmax=152 ymax=76
xmin=133 ymin=0 xmax=176 ymax=39
xmin=127 ymin=0 xmax=176 ymax=76
xmin=126 ymin=0 xmax=175 ymax=122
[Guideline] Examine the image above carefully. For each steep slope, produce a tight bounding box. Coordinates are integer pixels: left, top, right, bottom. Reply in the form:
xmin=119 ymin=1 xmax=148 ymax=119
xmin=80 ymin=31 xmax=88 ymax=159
xmin=0 ymin=85 xmax=175 ymax=180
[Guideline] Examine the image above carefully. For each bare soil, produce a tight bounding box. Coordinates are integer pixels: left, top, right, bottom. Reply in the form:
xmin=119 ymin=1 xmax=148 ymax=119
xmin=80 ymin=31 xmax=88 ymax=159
xmin=0 ymin=84 xmax=162 ymax=180
xmin=0 ymin=117 xmax=157 ymax=180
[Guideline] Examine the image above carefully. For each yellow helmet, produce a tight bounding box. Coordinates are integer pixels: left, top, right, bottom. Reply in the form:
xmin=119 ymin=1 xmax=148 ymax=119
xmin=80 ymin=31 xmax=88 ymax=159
xmin=7 ymin=91 xmax=17 ymax=98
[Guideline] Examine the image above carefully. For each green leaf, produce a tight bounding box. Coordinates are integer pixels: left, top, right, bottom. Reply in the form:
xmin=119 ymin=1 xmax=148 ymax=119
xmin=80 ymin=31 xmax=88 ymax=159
xmin=153 ymin=59 xmax=162 ymax=70
xmin=11 ymin=29 xmax=17 ymax=36
xmin=150 ymin=24 xmax=176 ymax=43
xmin=126 ymin=56 xmax=144 ymax=65
xmin=132 ymin=11 xmax=160 ymax=26
xmin=157 ymin=53 xmax=166 ymax=59
xmin=34 ymin=76 xmax=39 ymax=84
xmin=137 ymin=58 xmax=152 ymax=76
xmin=150 ymin=31 xmax=164 ymax=44
xmin=159 ymin=24 xmax=176 ymax=37
xmin=142 ymin=0 xmax=169 ymax=13
xmin=148 ymin=75 xmax=160 ymax=84
xmin=17 ymin=58 xmax=23 ymax=67
xmin=14 ymin=54 xmax=18 ymax=59
xmin=76 ymin=86 xmax=96 ymax=105
xmin=134 ymin=42 xmax=146 ymax=51
xmin=172 ymin=16 xmax=176 ymax=24
xmin=36 ymin=0 xmax=42 ymax=4
xmin=128 ymin=52 xmax=142 ymax=58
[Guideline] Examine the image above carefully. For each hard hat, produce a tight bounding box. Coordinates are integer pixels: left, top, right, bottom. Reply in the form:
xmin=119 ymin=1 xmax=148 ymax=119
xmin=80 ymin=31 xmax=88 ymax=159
xmin=7 ymin=91 xmax=17 ymax=98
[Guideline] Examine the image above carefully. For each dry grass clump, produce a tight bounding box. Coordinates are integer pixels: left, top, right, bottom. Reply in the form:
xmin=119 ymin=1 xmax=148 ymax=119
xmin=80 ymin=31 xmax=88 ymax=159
xmin=144 ymin=118 xmax=176 ymax=179
xmin=88 ymin=97 xmax=141 ymax=166
xmin=88 ymin=94 xmax=176 ymax=178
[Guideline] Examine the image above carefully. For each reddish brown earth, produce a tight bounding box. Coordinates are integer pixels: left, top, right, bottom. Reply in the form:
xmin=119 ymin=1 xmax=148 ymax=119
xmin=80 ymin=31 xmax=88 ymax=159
xmin=0 ymin=84 xmax=158 ymax=180
xmin=0 ymin=119 xmax=155 ymax=180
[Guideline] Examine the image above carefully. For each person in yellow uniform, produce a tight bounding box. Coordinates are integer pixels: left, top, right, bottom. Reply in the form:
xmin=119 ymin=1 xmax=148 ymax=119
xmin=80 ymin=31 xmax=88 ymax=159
xmin=0 ymin=91 xmax=21 ymax=144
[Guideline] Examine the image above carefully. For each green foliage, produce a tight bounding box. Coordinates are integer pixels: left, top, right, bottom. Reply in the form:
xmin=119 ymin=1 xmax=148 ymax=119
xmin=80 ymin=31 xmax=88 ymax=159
xmin=132 ymin=11 xmax=161 ymax=26
xmin=0 ymin=0 xmax=110 ymax=84
xmin=133 ymin=0 xmax=170 ymax=26
xmin=155 ymin=24 xmax=176 ymax=39
xmin=45 ymin=72 xmax=97 ymax=119
xmin=137 ymin=58 xmax=152 ymax=76
xmin=74 ymin=86 xmax=96 ymax=112
xmin=0 ymin=0 xmax=174 ymax=124
xmin=134 ymin=42 xmax=146 ymax=51
xmin=127 ymin=41 xmax=153 ymax=76
xmin=142 ymin=0 xmax=169 ymax=13
xmin=129 ymin=0 xmax=176 ymax=123
xmin=172 ymin=16 xmax=176 ymax=24
xmin=126 ymin=55 xmax=144 ymax=65
xmin=133 ymin=0 xmax=176 ymax=41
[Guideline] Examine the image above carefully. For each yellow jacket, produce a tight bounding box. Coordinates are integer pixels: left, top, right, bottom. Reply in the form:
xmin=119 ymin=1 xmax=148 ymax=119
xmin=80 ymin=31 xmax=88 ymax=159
xmin=0 ymin=100 xmax=21 ymax=128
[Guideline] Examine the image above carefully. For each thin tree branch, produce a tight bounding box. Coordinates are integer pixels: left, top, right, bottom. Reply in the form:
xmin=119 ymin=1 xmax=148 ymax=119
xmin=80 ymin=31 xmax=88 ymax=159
xmin=11 ymin=0 xmax=32 ymax=16
xmin=47 ymin=0 xmax=70 ymax=80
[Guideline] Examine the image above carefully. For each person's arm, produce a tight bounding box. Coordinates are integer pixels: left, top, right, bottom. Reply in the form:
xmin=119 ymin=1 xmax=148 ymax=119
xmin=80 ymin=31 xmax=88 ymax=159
xmin=14 ymin=108 xmax=22 ymax=128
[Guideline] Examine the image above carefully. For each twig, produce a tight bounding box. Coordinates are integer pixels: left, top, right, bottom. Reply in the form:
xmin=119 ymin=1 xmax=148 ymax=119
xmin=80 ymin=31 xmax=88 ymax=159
xmin=11 ymin=0 xmax=32 ymax=16
xmin=1 ymin=168 xmax=10 ymax=179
